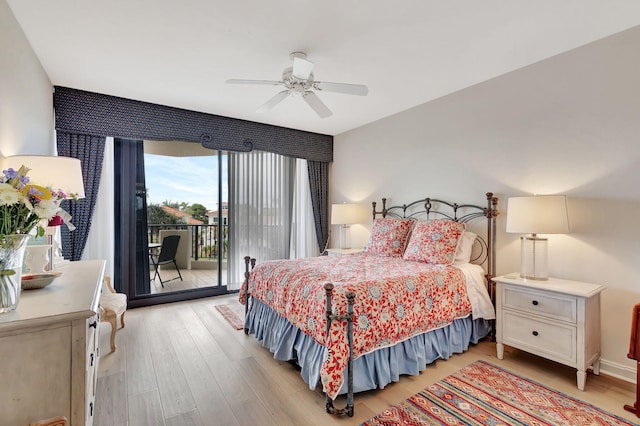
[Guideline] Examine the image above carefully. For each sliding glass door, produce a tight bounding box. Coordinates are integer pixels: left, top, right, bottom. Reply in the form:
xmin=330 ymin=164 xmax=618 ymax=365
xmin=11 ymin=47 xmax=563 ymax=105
xmin=115 ymin=138 xmax=229 ymax=307
xmin=113 ymin=140 xmax=319 ymax=307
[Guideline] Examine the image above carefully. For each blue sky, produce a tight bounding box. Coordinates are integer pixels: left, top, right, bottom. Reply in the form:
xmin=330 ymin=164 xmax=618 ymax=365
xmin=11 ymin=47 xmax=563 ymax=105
xmin=144 ymin=153 xmax=228 ymax=211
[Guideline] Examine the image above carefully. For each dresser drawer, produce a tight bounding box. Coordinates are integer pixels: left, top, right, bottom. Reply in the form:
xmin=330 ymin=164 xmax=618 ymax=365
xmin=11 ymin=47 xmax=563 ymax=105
xmin=502 ymin=311 xmax=576 ymax=364
xmin=503 ymin=285 xmax=577 ymax=323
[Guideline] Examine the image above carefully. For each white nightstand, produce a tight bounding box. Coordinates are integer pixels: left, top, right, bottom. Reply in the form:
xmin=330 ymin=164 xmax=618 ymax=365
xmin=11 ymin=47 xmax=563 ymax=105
xmin=325 ymin=248 xmax=362 ymax=256
xmin=493 ymin=274 xmax=605 ymax=391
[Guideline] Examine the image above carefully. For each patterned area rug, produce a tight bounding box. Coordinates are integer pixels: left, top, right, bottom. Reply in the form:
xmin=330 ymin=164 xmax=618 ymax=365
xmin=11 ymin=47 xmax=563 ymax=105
xmin=214 ymin=303 xmax=245 ymax=330
xmin=361 ymin=360 xmax=637 ymax=425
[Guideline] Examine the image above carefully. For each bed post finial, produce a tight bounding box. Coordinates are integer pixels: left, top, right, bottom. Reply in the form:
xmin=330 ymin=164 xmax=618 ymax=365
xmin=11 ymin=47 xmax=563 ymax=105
xmin=324 ymin=283 xmax=334 ymax=296
xmin=243 ymin=256 xmax=253 ymax=281
xmin=372 ymin=198 xmax=388 ymax=219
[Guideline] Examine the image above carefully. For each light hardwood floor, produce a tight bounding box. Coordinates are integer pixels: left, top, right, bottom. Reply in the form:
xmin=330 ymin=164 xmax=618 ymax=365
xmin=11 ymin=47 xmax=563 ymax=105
xmin=96 ymin=294 xmax=639 ymax=425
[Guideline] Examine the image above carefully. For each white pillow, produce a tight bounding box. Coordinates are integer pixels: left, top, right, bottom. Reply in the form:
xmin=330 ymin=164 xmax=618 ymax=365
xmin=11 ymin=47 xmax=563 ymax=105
xmin=454 ymin=231 xmax=477 ymax=263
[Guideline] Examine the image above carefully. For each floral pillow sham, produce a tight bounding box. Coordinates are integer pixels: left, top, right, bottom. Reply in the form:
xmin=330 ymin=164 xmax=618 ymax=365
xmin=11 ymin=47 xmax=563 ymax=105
xmin=403 ymin=219 xmax=466 ymax=265
xmin=363 ymin=217 xmax=413 ymax=257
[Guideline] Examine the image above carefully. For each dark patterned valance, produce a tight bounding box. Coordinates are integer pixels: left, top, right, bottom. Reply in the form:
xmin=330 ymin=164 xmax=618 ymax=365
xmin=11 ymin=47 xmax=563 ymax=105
xmin=53 ymin=86 xmax=333 ymax=162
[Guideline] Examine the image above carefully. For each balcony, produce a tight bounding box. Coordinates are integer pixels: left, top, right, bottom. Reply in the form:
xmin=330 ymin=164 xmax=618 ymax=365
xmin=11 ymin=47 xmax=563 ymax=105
xmin=147 ymin=223 xmax=228 ymax=294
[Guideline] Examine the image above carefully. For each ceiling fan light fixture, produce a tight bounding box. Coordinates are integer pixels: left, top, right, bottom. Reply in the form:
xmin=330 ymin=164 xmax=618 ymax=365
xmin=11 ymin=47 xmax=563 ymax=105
xmin=227 ymin=52 xmax=368 ymax=118
xmin=292 ymin=56 xmax=315 ymax=80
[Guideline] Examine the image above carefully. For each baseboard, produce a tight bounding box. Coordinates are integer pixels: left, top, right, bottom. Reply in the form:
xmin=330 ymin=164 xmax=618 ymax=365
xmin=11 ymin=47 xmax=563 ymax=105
xmin=600 ymin=358 xmax=636 ymax=383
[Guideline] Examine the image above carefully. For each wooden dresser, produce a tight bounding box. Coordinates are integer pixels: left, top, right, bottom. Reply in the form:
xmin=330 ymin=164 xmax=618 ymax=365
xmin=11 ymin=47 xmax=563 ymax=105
xmin=0 ymin=260 xmax=105 ymax=426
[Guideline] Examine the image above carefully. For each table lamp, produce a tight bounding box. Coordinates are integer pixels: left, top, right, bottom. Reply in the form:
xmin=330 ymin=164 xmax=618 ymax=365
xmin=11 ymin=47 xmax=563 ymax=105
xmin=5 ymin=155 xmax=85 ymax=270
xmin=506 ymin=195 xmax=570 ymax=280
xmin=331 ymin=203 xmax=361 ymax=249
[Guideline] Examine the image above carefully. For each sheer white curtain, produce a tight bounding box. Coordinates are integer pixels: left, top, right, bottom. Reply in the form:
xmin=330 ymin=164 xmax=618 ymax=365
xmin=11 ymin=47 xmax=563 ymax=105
xmin=81 ymin=137 xmax=115 ymax=279
xmin=289 ymin=158 xmax=319 ymax=259
xmin=227 ymin=151 xmax=295 ymax=290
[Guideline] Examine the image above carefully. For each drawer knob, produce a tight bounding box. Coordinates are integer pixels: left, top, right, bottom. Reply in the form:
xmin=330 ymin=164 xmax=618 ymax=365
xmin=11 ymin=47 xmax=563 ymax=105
xmin=532 ymin=300 xmax=539 ymax=306
xmin=89 ymin=321 xmax=97 ymax=329
xmin=532 ymin=331 xmax=539 ymax=336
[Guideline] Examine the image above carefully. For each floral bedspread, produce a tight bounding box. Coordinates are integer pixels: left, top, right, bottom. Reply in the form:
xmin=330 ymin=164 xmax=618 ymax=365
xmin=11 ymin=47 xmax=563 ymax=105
xmin=239 ymin=253 xmax=473 ymax=399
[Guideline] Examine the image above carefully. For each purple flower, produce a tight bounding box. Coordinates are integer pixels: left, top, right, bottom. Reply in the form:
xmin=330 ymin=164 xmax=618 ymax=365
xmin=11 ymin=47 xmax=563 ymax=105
xmin=2 ymin=168 xmax=17 ymax=178
xmin=28 ymin=186 xmax=44 ymax=197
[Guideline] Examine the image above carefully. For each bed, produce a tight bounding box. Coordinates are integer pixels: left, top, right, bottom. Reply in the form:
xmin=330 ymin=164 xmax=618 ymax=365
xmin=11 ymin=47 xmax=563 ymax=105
xmin=240 ymin=193 xmax=499 ymax=416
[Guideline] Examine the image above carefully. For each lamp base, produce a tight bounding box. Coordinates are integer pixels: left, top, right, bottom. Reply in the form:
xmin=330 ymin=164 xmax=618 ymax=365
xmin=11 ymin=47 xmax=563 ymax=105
xmin=520 ymin=274 xmax=549 ymax=281
xmin=520 ymin=235 xmax=548 ymax=281
xmin=339 ymin=225 xmax=352 ymax=250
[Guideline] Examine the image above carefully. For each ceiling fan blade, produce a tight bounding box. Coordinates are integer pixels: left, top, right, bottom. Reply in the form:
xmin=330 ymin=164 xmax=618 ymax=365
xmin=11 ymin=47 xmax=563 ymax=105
xmin=256 ymin=90 xmax=290 ymax=113
xmin=226 ymin=79 xmax=282 ymax=86
xmin=314 ymin=81 xmax=368 ymax=96
xmin=292 ymin=57 xmax=314 ymax=80
xmin=303 ymin=91 xmax=332 ymax=118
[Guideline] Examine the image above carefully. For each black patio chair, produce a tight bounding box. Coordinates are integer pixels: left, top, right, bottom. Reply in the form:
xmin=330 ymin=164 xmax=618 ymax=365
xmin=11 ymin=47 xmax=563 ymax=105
xmin=150 ymin=235 xmax=183 ymax=287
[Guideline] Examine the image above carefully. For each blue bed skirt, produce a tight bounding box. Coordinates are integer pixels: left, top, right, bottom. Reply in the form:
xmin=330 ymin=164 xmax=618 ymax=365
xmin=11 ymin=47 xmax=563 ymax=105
xmin=246 ymin=298 xmax=492 ymax=395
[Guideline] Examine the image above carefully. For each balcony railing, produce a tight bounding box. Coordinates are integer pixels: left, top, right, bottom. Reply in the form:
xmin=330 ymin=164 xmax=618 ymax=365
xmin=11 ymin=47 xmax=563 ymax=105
xmin=148 ymin=224 xmax=228 ymax=260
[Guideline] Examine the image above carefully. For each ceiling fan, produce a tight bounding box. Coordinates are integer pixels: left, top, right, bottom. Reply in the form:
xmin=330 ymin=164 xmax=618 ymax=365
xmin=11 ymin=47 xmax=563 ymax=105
xmin=226 ymin=52 xmax=368 ymax=118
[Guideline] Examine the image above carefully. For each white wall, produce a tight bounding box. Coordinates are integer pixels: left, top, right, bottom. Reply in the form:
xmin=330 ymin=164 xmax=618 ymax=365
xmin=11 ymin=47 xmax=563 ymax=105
xmin=332 ymin=26 xmax=640 ymax=382
xmin=0 ymin=0 xmax=53 ymax=156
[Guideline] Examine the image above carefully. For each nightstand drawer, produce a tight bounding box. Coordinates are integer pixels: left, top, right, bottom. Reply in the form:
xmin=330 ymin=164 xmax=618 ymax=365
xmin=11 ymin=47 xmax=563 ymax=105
xmin=503 ymin=311 xmax=576 ymax=364
xmin=503 ymin=285 xmax=576 ymax=323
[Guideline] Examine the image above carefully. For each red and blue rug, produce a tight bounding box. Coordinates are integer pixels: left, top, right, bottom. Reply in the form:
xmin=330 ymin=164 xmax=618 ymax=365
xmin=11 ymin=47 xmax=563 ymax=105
xmin=214 ymin=303 xmax=245 ymax=330
xmin=361 ymin=360 xmax=637 ymax=425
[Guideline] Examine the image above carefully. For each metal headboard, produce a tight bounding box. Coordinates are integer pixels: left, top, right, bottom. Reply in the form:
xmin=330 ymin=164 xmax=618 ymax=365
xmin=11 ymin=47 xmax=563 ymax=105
xmin=372 ymin=192 xmax=499 ymax=278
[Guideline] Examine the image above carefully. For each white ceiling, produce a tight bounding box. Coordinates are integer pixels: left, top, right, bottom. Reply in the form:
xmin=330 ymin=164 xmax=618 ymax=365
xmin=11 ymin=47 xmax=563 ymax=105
xmin=7 ymin=0 xmax=640 ymax=136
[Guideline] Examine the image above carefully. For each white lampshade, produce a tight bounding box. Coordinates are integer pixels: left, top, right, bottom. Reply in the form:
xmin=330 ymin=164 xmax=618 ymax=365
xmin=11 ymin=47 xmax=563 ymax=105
xmin=331 ymin=203 xmax=361 ymax=225
xmin=506 ymin=195 xmax=570 ymax=235
xmin=5 ymin=155 xmax=85 ymax=199
xmin=506 ymin=195 xmax=570 ymax=281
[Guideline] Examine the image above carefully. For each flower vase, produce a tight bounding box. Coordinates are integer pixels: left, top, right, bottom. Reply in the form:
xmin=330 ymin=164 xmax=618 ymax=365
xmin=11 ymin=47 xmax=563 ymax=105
xmin=0 ymin=234 xmax=30 ymax=313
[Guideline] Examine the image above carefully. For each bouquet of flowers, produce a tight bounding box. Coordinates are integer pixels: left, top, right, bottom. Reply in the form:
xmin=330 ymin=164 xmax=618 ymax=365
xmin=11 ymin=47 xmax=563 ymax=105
xmin=0 ymin=165 xmax=69 ymax=238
